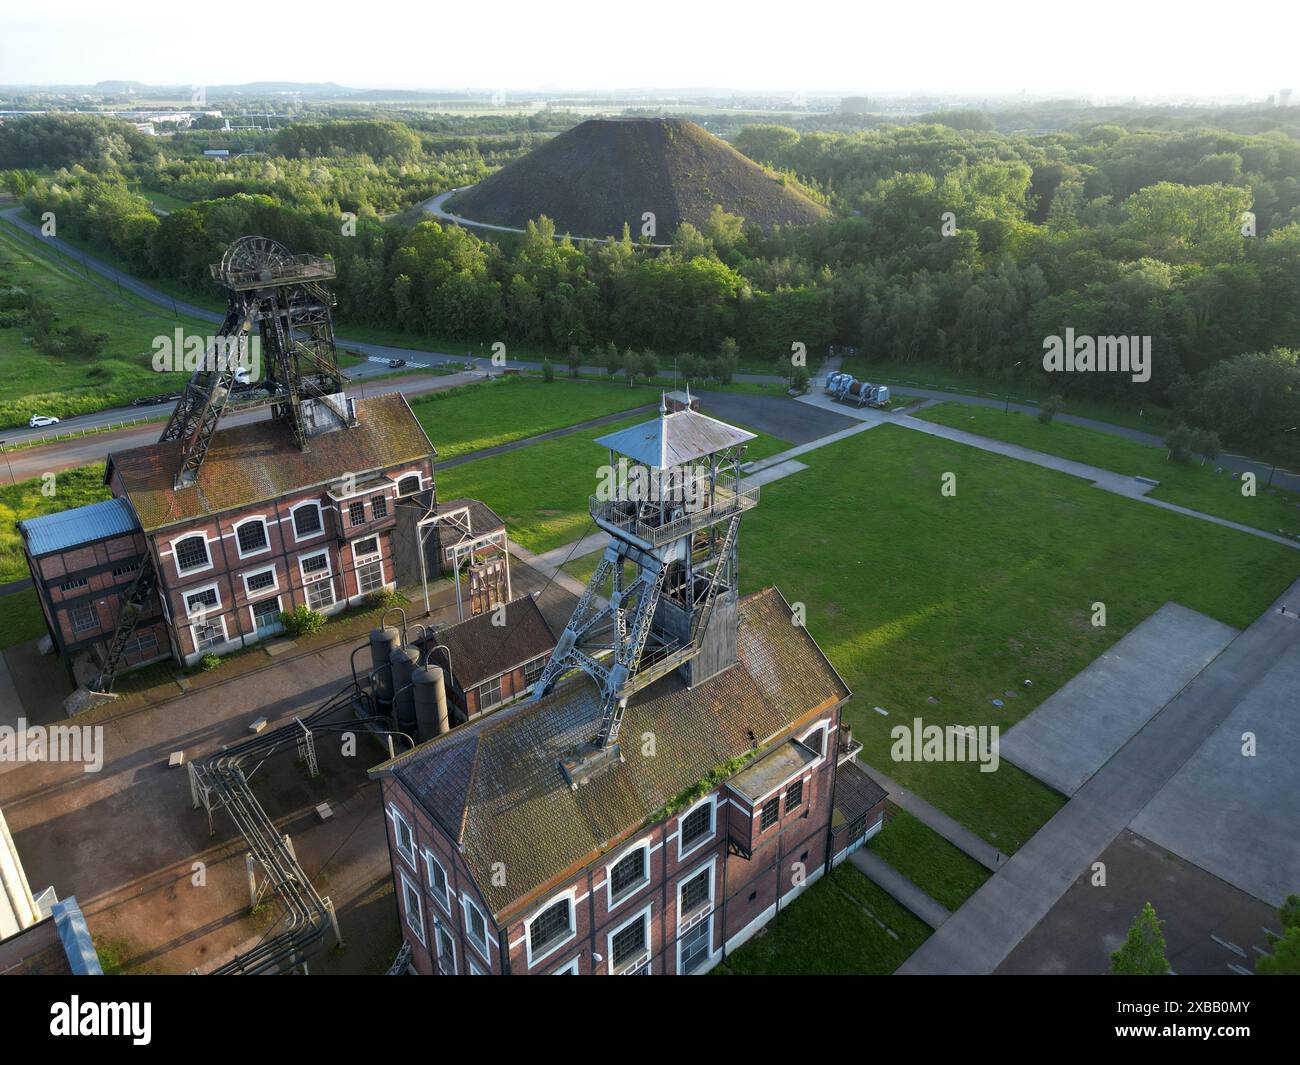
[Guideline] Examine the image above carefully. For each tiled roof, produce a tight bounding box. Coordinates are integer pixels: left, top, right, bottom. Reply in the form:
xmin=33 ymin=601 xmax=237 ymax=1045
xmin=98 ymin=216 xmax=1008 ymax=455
xmin=107 ymin=393 xmax=433 ymax=532
xmin=435 ymin=498 xmax=505 ymax=537
xmin=832 ymin=760 xmax=888 ymax=828
xmin=429 ymin=594 xmax=556 ymax=690
xmin=19 ymin=497 xmax=139 ymax=557
xmin=594 ymin=407 xmax=755 ymax=469
xmin=381 ymin=587 xmax=849 ymax=921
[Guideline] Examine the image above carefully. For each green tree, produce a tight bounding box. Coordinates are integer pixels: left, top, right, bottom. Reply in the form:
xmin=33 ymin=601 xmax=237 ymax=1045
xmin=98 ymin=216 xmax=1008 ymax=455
xmin=1110 ymin=902 xmax=1170 ymax=975
xmin=1257 ymin=894 xmax=1300 ymax=974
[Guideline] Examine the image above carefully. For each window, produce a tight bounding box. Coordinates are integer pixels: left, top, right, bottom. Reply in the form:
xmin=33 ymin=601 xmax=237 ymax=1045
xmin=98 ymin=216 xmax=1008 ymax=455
xmin=609 ymin=846 xmax=648 ymax=905
xmin=679 ymin=920 xmax=710 ymax=974
xmin=801 ymin=725 xmax=825 ymax=757
xmin=524 ymin=656 xmax=547 ymax=686
xmin=192 ymin=618 xmax=225 ymax=652
xmin=680 ymin=868 xmax=711 ymax=916
xmin=349 ymin=501 xmax=366 ymax=527
xmin=462 ymin=896 xmax=490 ymax=961
xmin=528 ymin=898 xmax=574 ymax=961
xmin=300 ymin=551 xmax=329 ymax=579
xmin=434 ymin=921 xmax=456 ymax=975
xmin=422 ymin=849 xmax=450 ymax=914
xmin=371 ymin=494 xmax=388 ymax=519
xmin=124 ymin=630 xmax=158 ymax=656
xmin=552 ymin=957 xmax=580 ymax=975
xmin=244 ymin=567 xmax=277 ymax=596
xmin=478 ymin=677 xmax=502 ymax=710
xmin=292 ymin=503 xmax=322 ymax=539
xmin=356 ymin=560 xmax=384 ymax=595
xmin=252 ymin=598 xmax=283 ymax=635
xmin=353 ymin=536 xmax=380 ymax=559
xmin=389 ymin=806 xmax=417 ymax=867
xmin=761 ymin=796 xmax=781 ymax=830
xmin=174 ymin=535 xmax=209 ymax=573
xmin=400 ymin=872 xmax=426 ymax=947
xmin=397 ymin=475 xmax=421 ymax=496
xmin=610 ymin=910 xmax=649 ymax=973
xmin=235 ymin=519 xmax=269 ymax=556
xmin=59 ymin=576 xmax=88 ymax=592
xmin=184 ymin=586 xmax=219 ymax=617
xmin=680 ymin=800 xmax=713 ymax=856
xmin=785 ymin=779 xmax=804 ymax=814
xmin=306 ymin=580 xmax=335 ymax=611
xmin=69 ymin=603 xmax=97 ymax=633
xmin=111 ymin=563 xmax=139 ymax=579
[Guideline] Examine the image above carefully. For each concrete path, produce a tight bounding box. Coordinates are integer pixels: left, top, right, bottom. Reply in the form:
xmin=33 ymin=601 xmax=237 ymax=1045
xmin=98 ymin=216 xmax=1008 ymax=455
xmin=857 ymin=764 xmax=1006 ymax=872
xmin=850 ymin=849 xmax=951 ymax=929
xmin=1000 ymin=603 xmax=1239 ymax=796
xmin=899 ymin=578 xmax=1300 ymax=973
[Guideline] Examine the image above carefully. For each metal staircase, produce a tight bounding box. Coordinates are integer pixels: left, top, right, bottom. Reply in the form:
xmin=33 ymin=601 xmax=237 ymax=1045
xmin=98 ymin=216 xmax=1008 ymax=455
xmin=91 ymin=553 xmax=158 ymax=692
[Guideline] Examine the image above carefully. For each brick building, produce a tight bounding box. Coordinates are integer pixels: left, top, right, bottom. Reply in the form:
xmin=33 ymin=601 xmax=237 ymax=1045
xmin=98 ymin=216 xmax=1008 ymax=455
xmin=372 ymin=587 xmax=885 ymax=975
xmin=21 ymin=392 xmax=439 ymax=680
xmin=424 ymin=593 xmax=557 ymax=721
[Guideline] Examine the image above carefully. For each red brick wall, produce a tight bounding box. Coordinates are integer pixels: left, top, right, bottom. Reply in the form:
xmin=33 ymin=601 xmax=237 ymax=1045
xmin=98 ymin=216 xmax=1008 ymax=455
xmin=380 ymin=704 xmax=844 ymax=975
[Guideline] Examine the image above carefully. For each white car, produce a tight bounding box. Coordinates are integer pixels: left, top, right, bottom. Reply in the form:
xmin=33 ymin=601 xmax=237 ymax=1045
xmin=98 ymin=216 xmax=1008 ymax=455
xmin=28 ymin=414 xmax=60 ymax=428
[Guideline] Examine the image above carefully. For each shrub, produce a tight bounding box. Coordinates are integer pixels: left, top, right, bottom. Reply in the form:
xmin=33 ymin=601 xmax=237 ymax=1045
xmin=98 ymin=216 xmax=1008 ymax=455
xmin=790 ymin=366 xmax=810 ymax=394
xmin=1038 ymin=393 xmax=1064 ymax=424
xmin=280 ymin=604 xmax=326 ymax=637
xmin=541 ymin=357 xmax=555 ymax=383
xmin=567 ymin=345 xmax=582 ymax=377
xmin=200 ymin=653 xmax=222 ymax=672
xmin=1189 ymin=427 xmax=1221 ymax=464
xmin=365 ymin=587 xmax=404 ymax=609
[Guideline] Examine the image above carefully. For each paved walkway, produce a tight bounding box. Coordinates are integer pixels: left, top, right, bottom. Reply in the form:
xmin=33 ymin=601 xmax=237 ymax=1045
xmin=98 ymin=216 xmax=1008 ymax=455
xmin=899 ymin=578 xmax=1300 ymax=973
xmin=850 ymin=849 xmax=951 ymax=929
xmin=858 ymin=764 xmax=1006 ymax=872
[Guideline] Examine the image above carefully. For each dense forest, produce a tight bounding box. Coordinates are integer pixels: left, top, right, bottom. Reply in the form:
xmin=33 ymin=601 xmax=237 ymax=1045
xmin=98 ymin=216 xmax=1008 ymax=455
xmin=3 ymin=109 xmax=1298 ymax=456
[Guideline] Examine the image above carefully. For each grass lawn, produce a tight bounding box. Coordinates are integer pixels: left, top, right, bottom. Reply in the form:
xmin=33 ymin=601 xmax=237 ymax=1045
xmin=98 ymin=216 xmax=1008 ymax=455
xmin=866 ymin=808 xmax=991 ymax=911
xmin=717 ymin=864 xmax=931 ymax=975
xmin=0 ymin=464 xmax=109 ymax=585
xmin=915 ymin=403 xmax=1300 ymax=542
xmin=0 ymin=223 xmax=207 ymax=427
xmin=0 ymin=587 xmax=48 ymax=649
xmin=738 ymin=423 xmax=1299 ymax=851
xmin=412 ymin=376 xmax=661 ymax=462
xmin=438 ymin=410 xmax=789 ymax=555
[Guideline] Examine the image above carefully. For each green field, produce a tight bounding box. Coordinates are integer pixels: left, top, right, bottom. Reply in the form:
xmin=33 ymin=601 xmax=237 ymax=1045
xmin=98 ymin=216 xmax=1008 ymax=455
xmin=0 ymin=587 xmax=48 ymax=650
xmin=865 ymin=808 xmax=991 ymax=911
xmin=437 ymin=408 xmax=789 ymax=555
xmin=0 ymin=463 xmax=110 ymax=585
xmin=915 ymin=402 xmax=1300 ymax=541
xmin=0 ymin=223 xmax=206 ymax=427
xmin=737 ymin=423 xmax=1298 ymax=851
xmin=718 ymin=864 xmax=931 ymax=975
xmin=412 ymin=376 xmax=662 ymax=461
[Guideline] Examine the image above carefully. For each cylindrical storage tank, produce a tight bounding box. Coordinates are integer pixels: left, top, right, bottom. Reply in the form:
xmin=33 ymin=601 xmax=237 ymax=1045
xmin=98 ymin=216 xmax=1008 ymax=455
xmin=389 ymin=646 xmax=420 ymax=733
xmin=412 ymin=666 xmax=451 ymax=742
xmin=368 ymin=627 xmax=400 ymax=708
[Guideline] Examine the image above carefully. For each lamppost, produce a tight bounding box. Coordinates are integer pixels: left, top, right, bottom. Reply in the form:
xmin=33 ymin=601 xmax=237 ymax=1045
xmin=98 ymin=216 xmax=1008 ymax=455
xmin=1003 ymin=360 xmax=1023 ymax=414
xmin=1266 ymin=426 xmax=1298 ymax=488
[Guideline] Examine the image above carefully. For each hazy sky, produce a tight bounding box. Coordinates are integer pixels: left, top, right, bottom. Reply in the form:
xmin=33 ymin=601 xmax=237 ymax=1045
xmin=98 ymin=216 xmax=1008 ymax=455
xmin=1 ymin=0 xmax=1291 ymax=98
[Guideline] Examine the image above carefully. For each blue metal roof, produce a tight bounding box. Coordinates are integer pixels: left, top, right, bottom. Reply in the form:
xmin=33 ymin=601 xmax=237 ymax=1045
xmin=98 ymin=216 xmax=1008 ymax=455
xmin=20 ymin=496 xmax=139 ymax=557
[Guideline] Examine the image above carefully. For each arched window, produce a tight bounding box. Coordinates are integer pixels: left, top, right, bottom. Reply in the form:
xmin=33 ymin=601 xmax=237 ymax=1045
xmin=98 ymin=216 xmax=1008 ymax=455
xmin=397 ymin=475 xmax=422 ymax=497
xmin=174 ymin=535 xmax=210 ymax=573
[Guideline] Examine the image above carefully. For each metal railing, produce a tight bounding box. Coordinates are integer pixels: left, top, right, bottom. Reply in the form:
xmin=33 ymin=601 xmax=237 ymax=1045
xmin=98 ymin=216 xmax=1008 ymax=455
xmin=589 ymin=484 xmax=759 ymax=547
xmin=212 ymin=254 xmax=336 ymax=289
